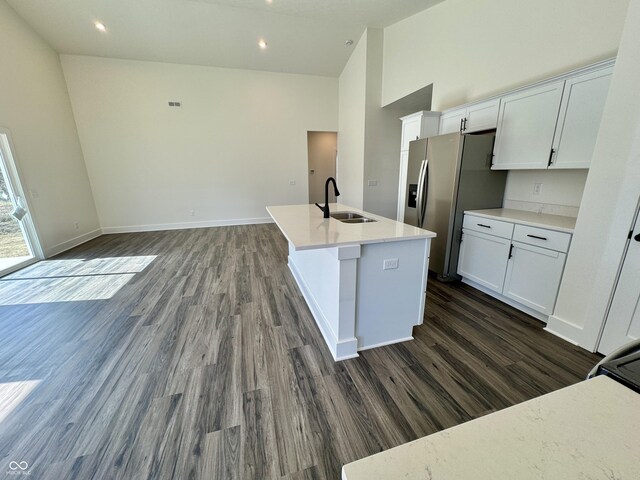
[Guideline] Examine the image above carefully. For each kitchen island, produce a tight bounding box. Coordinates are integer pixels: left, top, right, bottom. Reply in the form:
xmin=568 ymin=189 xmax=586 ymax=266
xmin=267 ymin=203 xmax=436 ymax=361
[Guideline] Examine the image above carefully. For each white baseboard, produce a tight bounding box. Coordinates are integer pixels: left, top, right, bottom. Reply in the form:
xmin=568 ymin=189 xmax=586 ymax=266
xmin=44 ymin=228 xmax=103 ymax=258
xmin=42 ymin=217 xmax=273 ymax=257
xmin=545 ymin=314 xmax=583 ymax=346
xmin=101 ymin=216 xmax=274 ymax=234
xmin=358 ymin=336 xmax=414 ymax=352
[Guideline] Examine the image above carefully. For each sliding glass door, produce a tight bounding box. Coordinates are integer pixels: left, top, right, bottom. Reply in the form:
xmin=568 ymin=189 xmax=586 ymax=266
xmin=0 ymin=131 xmax=42 ymax=277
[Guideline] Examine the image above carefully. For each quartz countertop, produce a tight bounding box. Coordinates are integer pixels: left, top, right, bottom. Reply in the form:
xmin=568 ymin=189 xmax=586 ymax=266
xmin=266 ymin=203 xmax=436 ymax=251
xmin=342 ymin=376 xmax=640 ymax=480
xmin=465 ymin=208 xmax=577 ymax=233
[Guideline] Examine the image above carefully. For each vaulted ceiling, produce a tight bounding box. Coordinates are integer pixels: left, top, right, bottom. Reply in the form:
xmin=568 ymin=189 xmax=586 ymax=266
xmin=7 ymin=0 xmax=444 ymax=76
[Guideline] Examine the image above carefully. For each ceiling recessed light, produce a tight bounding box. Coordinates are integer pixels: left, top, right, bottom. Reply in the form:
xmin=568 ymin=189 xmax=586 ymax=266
xmin=94 ymin=21 xmax=107 ymax=32
xmin=345 ymin=39 xmax=354 ymax=46
xmin=266 ymin=0 xmax=273 ymax=4
xmin=258 ymin=39 xmax=268 ymax=49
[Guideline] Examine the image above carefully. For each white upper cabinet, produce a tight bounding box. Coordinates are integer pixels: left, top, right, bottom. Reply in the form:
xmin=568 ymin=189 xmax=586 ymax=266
xmin=438 ymin=60 xmax=613 ymax=171
xmin=439 ymin=99 xmax=499 ymax=135
xmin=549 ymin=67 xmax=613 ymax=169
xmin=465 ymin=99 xmax=500 ymax=133
xmin=492 ymin=81 xmax=565 ymax=170
xmin=400 ymin=111 xmax=441 ymax=151
xmin=439 ymin=108 xmax=466 ymax=135
xmin=401 ymin=115 xmax=422 ymax=151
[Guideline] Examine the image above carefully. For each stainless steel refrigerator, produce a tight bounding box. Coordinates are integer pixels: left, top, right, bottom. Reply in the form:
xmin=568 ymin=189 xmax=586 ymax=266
xmin=402 ymin=131 xmax=507 ymax=280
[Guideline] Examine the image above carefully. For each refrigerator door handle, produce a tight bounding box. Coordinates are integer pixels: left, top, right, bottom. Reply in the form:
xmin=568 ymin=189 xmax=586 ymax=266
xmin=416 ymin=160 xmax=426 ymax=227
xmin=421 ymin=160 xmax=429 ymax=228
xmin=416 ymin=160 xmax=428 ymax=228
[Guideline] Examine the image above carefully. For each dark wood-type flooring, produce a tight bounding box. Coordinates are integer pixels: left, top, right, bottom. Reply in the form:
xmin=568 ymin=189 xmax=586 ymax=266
xmin=0 ymin=224 xmax=600 ymax=479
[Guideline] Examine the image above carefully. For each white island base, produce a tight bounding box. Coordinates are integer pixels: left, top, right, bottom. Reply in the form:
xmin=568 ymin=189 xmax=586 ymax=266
xmin=267 ymin=204 xmax=435 ymax=361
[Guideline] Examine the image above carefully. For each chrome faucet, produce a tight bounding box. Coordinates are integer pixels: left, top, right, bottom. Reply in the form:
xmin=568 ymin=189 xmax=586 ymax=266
xmin=315 ymin=177 xmax=340 ymax=218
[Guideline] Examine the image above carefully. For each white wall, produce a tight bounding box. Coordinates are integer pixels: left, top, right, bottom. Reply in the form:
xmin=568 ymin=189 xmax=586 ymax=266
xmin=382 ymin=0 xmax=629 ymax=109
xmin=337 ymin=32 xmax=367 ymax=210
xmin=338 ymin=28 xmax=416 ymax=218
xmin=547 ymin=0 xmax=640 ymax=350
xmin=362 ymin=29 xmax=407 ymax=220
xmin=60 ymin=55 xmax=338 ymax=231
xmin=504 ymin=170 xmax=589 ymax=217
xmin=0 ymin=0 xmax=100 ymax=256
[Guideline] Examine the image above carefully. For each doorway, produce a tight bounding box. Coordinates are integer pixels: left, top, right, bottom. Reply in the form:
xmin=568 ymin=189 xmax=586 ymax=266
xmin=307 ymin=131 xmax=337 ymax=204
xmin=0 ymin=130 xmax=42 ymax=277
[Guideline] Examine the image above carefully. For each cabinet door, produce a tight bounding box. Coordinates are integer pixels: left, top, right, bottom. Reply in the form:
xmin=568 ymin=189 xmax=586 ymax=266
xmin=458 ymin=229 xmax=511 ymax=293
xmin=401 ymin=117 xmax=422 ymax=151
xmin=439 ymin=108 xmax=466 ymax=135
xmin=503 ymin=241 xmax=566 ymax=316
xmin=550 ymin=67 xmax=613 ymax=169
xmin=492 ymin=81 xmax=565 ymax=170
xmin=465 ymin=99 xmax=500 ymax=133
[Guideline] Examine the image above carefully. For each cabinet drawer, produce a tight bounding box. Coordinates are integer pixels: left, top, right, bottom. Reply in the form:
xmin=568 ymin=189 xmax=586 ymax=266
xmin=513 ymin=224 xmax=571 ymax=253
xmin=463 ymin=215 xmax=514 ymax=239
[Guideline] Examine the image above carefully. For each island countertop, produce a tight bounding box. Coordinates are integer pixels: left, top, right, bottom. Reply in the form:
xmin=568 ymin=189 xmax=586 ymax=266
xmin=266 ymin=203 xmax=436 ymax=251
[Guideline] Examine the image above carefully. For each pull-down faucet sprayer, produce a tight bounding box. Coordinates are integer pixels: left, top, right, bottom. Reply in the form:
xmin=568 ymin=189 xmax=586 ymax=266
xmin=315 ymin=177 xmax=340 ymax=218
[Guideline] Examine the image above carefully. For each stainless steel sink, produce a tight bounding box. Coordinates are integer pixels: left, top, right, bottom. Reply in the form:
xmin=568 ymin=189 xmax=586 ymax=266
xmin=330 ymin=211 xmax=377 ymax=223
xmin=330 ymin=211 xmax=364 ymax=220
xmin=341 ymin=218 xmax=377 ymax=224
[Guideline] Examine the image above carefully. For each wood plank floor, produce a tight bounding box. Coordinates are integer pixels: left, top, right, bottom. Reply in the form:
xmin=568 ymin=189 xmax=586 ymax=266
xmin=0 ymin=224 xmax=600 ymax=479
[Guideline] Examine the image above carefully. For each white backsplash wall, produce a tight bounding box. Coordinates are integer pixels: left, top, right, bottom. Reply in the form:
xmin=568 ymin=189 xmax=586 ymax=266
xmin=503 ymin=169 xmax=589 ymax=217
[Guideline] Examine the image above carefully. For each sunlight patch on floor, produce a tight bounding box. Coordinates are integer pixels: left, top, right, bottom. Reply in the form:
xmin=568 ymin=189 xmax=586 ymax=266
xmin=0 ymin=380 xmax=41 ymax=424
xmin=0 ymin=255 xmax=157 ymax=306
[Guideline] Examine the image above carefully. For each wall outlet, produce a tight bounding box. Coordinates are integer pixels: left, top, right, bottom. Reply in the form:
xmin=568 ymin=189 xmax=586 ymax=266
xmin=533 ymin=183 xmax=543 ymax=195
xmin=30 ymin=189 xmax=40 ymax=199
xmin=383 ymin=258 xmax=399 ymax=270
xmin=189 ymin=209 xmax=195 ymax=217
xmin=73 ymin=221 xmax=79 ymax=230
xmin=368 ymin=180 xmax=378 ymax=187
xmin=289 ymin=180 xmax=296 ymax=186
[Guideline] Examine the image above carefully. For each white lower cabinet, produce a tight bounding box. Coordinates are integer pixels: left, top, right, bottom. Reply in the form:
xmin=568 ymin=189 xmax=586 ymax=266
xmin=458 ymin=229 xmax=511 ymax=293
xmin=458 ymin=214 xmax=571 ymax=320
xmin=503 ymin=242 xmax=567 ymax=316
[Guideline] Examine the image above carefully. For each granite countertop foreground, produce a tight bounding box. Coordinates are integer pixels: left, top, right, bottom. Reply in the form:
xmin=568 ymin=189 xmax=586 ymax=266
xmin=342 ymin=376 xmax=640 ymax=480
